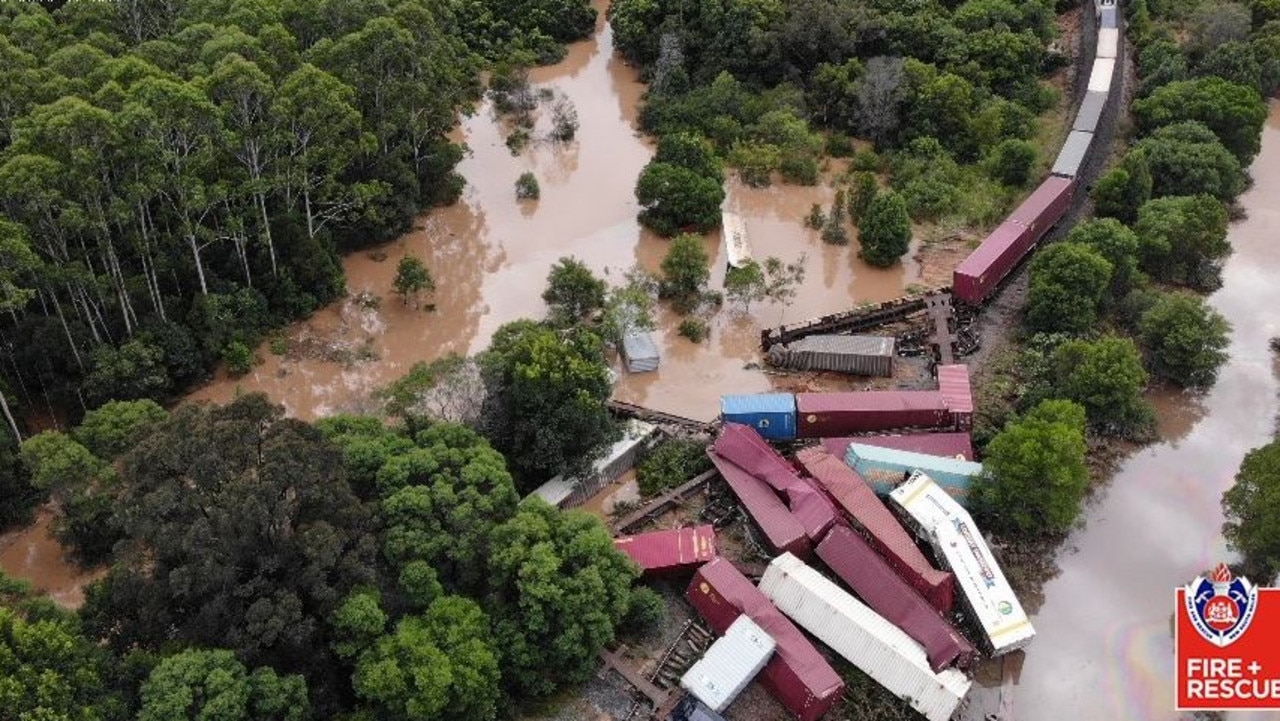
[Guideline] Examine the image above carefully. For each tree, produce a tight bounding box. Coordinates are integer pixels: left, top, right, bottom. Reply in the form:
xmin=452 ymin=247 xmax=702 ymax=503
xmin=376 ymin=355 xmax=486 ymax=426
xmin=853 ymin=56 xmax=906 ymax=146
xmin=1025 ymin=243 xmax=1113 ymax=334
xmin=635 ymin=161 xmax=725 ymax=236
xmin=394 ymin=255 xmax=435 ymax=307
xmin=330 ymin=590 xmax=388 ymax=660
xmin=660 ymin=233 xmax=711 ymax=306
xmin=1064 ymin=219 xmax=1142 ymax=300
xmin=542 ymin=256 xmax=606 ymax=325
xmin=1133 ymin=121 xmax=1246 ymax=202
xmin=601 ymin=267 xmax=659 ymax=344
xmin=73 ymin=399 xmax=168 ymax=461
xmin=353 ymin=596 xmax=500 ymax=721
xmin=637 ymin=438 xmax=713 ymax=496
xmin=138 ymin=648 xmax=308 ymax=721
xmin=847 ymin=171 xmax=878 ymax=223
xmin=84 ymin=339 xmax=173 ymax=407
xmin=82 ymin=394 xmax=377 ymax=679
xmin=19 ymin=431 xmax=105 ymax=493
xmin=986 ymin=138 xmax=1036 ymax=186
xmin=478 ymin=321 xmax=615 ymax=487
xmin=487 ymin=500 xmax=640 ymax=696
xmin=974 ymin=399 xmax=1088 ymax=535
xmin=1134 ymin=194 xmax=1230 ymax=288
xmin=0 ymin=218 xmax=41 ymax=442
xmin=1051 ymin=337 xmax=1153 ymax=436
xmin=654 ymin=132 xmax=723 ymax=181
xmin=724 ymin=256 xmax=806 ymax=312
xmin=858 ymin=191 xmax=912 ymax=267
xmin=1092 ymin=151 xmax=1152 ymax=224
xmin=515 ymin=171 xmax=540 ymax=199
xmin=1138 ymin=292 xmax=1231 ymax=388
xmin=1223 ymin=440 xmax=1280 ymax=580
xmin=1133 ymin=76 xmax=1268 ymax=163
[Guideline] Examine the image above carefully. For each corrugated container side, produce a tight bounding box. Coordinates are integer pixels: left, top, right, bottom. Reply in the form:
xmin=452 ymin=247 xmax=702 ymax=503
xmin=936 ymin=364 xmax=973 ymax=431
xmin=721 ymin=394 xmax=797 ymax=441
xmin=671 ymin=696 xmax=729 ymax=721
xmin=1100 ymin=6 xmax=1117 ymax=28
xmin=713 ymin=423 xmax=805 ymax=494
xmin=760 ymin=554 xmax=973 ymax=721
xmin=784 ymin=477 xmax=841 ymax=542
xmin=1072 ymin=91 xmax=1108 ymax=133
xmin=821 ymin=432 xmax=975 ymax=461
xmin=1088 ymin=58 xmax=1116 ymax=92
xmin=816 ymin=526 xmax=977 ymax=671
xmin=707 ymin=450 xmax=811 ymax=558
xmin=795 ymin=392 xmax=952 ymax=437
xmin=1097 ymin=27 xmax=1120 ymax=58
xmin=1052 ymin=130 xmax=1093 ymax=178
xmin=681 ymin=615 xmax=776 ymax=712
xmin=614 ymin=525 xmax=716 ymax=575
xmin=1007 ymin=175 xmax=1075 ymax=232
xmin=687 ymin=559 xmax=845 ymax=721
xmin=767 ymin=335 xmax=895 ymax=376
xmin=795 ymin=447 xmax=955 ymax=614
xmin=845 ymin=442 xmax=983 ymax=505
xmin=952 ymin=219 xmax=1035 ymax=305
xmin=890 ymin=472 xmax=1035 ymax=655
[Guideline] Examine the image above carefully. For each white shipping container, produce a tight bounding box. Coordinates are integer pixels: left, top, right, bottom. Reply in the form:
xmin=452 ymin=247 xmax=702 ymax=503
xmin=891 ymin=472 xmax=1035 ymax=655
xmin=681 ymin=615 xmax=776 ymax=712
xmin=1088 ymin=58 xmax=1115 ymax=92
xmin=1098 ymin=27 xmax=1120 ymax=59
xmin=759 ymin=554 xmax=972 ymax=721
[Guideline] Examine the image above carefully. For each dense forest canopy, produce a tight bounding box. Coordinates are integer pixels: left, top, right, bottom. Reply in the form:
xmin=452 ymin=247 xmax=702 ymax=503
xmin=0 ymin=0 xmax=596 ymax=434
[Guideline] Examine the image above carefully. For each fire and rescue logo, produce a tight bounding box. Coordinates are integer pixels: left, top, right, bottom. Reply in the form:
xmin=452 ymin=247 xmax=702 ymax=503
xmin=1184 ymin=563 xmax=1259 ymax=648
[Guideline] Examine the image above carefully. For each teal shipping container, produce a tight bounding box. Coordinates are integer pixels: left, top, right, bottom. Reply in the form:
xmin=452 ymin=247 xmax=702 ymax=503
xmin=844 ymin=443 xmax=983 ymax=506
xmin=721 ymin=394 xmax=797 ymax=441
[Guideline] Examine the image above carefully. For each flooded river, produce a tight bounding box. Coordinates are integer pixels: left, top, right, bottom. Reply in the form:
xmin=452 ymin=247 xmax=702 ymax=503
xmin=978 ymin=104 xmax=1280 ymax=721
xmin=186 ymin=0 xmax=921 ymax=422
xmin=0 ymin=508 xmax=104 ymax=608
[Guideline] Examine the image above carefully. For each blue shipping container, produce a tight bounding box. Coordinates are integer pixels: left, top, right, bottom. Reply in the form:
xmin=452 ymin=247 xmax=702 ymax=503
xmin=721 ymin=394 xmax=797 ymax=441
xmin=844 ymin=443 xmax=983 ymax=506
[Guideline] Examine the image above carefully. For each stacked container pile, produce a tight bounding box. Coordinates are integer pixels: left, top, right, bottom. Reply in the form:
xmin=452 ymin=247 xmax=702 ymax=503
xmin=821 ymin=431 xmax=975 ymax=461
xmin=713 ymin=424 xmax=839 ymax=543
xmin=891 ymin=471 xmax=1035 ymax=655
xmin=795 ymin=446 xmax=955 ymax=613
xmin=844 ymin=442 xmax=984 ymax=505
xmin=686 ymin=558 xmax=845 ymax=721
xmin=680 ymin=615 xmax=776 ymax=713
xmin=759 ymin=553 xmax=973 ymax=721
xmin=613 ymin=525 xmax=716 ymax=576
xmin=706 ymin=448 xmax=810 ymax=557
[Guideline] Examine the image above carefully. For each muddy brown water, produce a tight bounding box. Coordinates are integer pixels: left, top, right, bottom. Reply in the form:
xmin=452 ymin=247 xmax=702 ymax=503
xmin=962 ymin=104 xmax=1280 ymax=721
xmin=0 ymin=507 xmax=104 ymax=609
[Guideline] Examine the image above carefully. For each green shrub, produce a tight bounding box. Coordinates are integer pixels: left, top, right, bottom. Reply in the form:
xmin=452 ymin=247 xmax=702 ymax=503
xmin=678 ymin=318 xmax=709 ymax=342
xmin=637 ymin=438 xmax=712 ymax=496
xmin=515 ymin=171 xmax=541 ymax=200
xmin=223 ymin=342 xmax=254 ymax=376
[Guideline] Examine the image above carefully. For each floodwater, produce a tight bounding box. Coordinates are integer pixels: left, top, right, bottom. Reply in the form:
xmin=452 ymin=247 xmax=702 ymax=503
xmin=974 ymin=104 xmax=1280 ymax=721
xmin=0 ymin=507 xmax=104 ymax=609
xmin=187 ymin=0 xmax=922 ymax=422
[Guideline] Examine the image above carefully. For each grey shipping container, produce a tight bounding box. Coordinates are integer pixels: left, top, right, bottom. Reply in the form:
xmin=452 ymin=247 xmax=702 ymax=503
xmin=1100 ymin=6 xmax=1118 ymax=28
xmin=681 ymin=615 xmax=776 ymax=712
xmin=621 ymin=332 xmax=660 ymax=372
xmin=1052 ymin=130 xmax=1093 ymax=178
xmin=766 ymin=335 xmax=895 ymax=376
xmin=1072 ymin=91 xmax=1108 ymax=133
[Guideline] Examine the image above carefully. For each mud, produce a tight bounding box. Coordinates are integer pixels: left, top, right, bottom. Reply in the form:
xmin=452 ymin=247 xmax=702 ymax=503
xmin=0 ymin=506 xmax=104 ymax=609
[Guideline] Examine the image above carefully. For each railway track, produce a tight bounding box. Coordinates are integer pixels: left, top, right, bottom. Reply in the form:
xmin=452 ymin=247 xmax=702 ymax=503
xmin=607 ymin=399 xmax=717 ymax=434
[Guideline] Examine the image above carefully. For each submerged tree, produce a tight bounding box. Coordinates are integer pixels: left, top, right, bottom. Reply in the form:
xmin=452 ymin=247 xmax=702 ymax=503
xmin=394 ymin=255 xmax=435 ymax=308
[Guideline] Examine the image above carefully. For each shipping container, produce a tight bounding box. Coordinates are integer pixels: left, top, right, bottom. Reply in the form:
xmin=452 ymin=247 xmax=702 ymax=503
xmin=707 ymin=450 xmax=811 ymax=558
xmin=687 ymin=558 xmax=845 ymax=721
xmin=721 ymin=394 xmax=797 ymax=441
xmin=846 ymin=443 xmax=983 ymax=505
xmin=529 ymin=420 xmax=659 ymax=508
xmin=614 ymin=525 xmax=716 ymax=576
xmin=766 ymin=335 xmax=895 ymax=376
xmin=1100 ymin=5 xmax=1118 ymax=28
xmin=821 ymin=432 xmax=975 ymax=462
xmin=1088 ymin=58 xmax=1116 ymax=92
xmin=795 ymin=391 xmax=952 ymax=437
xmin=1007 ymin=175 xmax=1075 ymax=232
xmin=1052 ymin=130 xmax=1093 ymax=178
xmin=816 ymin=526 xmax=977 ymax=671
xmin=759 ymin=554 xmax=973 ymax=721
xmin=621 ymin=332 xmax=660 ymax=372
xmin=936 ymin=365 xmax=973 ymax=431
xmin=713 ymin=424 xmax=837 ymax=541
xmin=670 ymin=696 xmax=728 ymax=721
xmin=1072 ymin=91 xmax=1108 ymax=133
xmin=786 ymin=477 xmax=841 ymax=543
xmin=951 ymin=219 xmax=1035 ymax=305
xmin=890 ymin=472 xmax=1036 ymax=655
xmin=795 ymin=447 xmax=955 ymax=613
xmin=722 ymin=210 xmax=751 ymax=269
xmin=1098 ymin=27 xmax=1120 ymax=59
xmin=681 ymin=615 xmax=777 ymax=712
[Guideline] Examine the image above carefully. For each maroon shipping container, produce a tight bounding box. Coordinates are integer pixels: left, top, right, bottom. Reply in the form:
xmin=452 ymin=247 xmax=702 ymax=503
xmin=795 ymin=446 xmax=954 ymax=613
xmin=795 ymin=392 xmax=952 ymax=437
xmin=713 ymin=423 xmax=805 ymax=494
xmin=952 ymin=176 xmax=1076 ymax=305
xmin=784 ymin=477 xmax=841 ymax=543
xmin=614 ymin=525 xmax=716 ymax=576
xmin=707 ymin=450 xmax=811 ymax=558
xmin=817 ymin=526 xmax=977 ymax=672
xmin=687 ymin=558 xmax=845 ymax=721
xmin=820 ymin=432 xmax=975 ymax=462
xmin=936 ymin=365 xmax=973 ymax=431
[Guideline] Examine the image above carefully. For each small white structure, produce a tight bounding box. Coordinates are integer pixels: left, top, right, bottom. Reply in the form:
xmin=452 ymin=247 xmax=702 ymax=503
xmin=759 ymin=553 xmax=972 ymax=721
xmin=721 ymin=211 xmax=752 ymax=269
xmin=621 ymin=332 xmax=660 ymax=373
xmin=681 ymin=615 xmax=776 ymax=713
xmin=890 ymin=471 xmax=1036 ymax=655
xmin=528 ymin=420 xmax=659 ymax=508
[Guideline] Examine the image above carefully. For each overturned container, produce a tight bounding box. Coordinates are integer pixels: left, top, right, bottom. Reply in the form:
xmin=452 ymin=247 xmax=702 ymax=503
xmin=681 ymin=615 xmax=777 ymax=713
xmin=845 ymin=442 xmax=984 ymax=505
xmin=613 ymin=525 xmax=716 ymax=576
xmin=766 ymin=334 xmax=895 ymax=376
